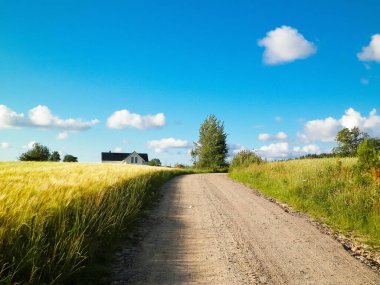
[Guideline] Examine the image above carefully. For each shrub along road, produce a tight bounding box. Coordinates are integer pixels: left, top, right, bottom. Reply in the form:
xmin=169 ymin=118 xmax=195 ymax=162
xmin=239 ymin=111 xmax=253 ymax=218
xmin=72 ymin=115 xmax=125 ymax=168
xmin=111 ymin=174 xmax=380 ymax=284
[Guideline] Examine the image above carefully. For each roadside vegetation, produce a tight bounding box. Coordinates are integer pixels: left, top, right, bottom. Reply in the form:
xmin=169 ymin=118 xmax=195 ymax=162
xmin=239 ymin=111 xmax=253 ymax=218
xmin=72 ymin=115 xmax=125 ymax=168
xmin=191 ymin=114 xmax=229 ymax=172
xmin=0 ymin=162 xmax=188 ymax=284
xmin=229 ymin=128 xmax=380 ymax=249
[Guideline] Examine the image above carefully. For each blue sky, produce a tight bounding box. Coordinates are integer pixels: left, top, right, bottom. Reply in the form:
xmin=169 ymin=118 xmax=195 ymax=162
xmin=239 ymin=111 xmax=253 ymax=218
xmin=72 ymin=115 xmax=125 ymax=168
xmin=1 ymin=0 xmax=379 ymax=164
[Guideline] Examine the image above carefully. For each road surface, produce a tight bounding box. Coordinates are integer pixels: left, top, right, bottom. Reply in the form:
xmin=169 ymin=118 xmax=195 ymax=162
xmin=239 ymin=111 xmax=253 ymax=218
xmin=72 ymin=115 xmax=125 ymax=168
xmin=111 ymin=174 xmax=380 ymax=284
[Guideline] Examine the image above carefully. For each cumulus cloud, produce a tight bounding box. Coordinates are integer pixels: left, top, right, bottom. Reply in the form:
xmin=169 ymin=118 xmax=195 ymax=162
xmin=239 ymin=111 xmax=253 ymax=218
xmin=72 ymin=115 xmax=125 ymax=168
xmin=258 ymin=26 xmax=316 ymax=65
xmin=28 ymin=105 xmax=99 ymax=130
xmin=114 ymin=147 xmax=123 ymax=152
xmin=107 ymin=109 xmax=165 ymax=129
xmin=293 ymin=144 xmax=321 ymax=155
xmin=0 ymin=105 xmax=25 ymax=128
xmin=0 ymin=142 xmax=11 ymax=149
xmin=357 ymin=34 xmax=380 ymax=62
xmin=23 ymin=141 xmax=37 ymax=150
xmin=0 ymin=104 xmax=99 ymax=131
xmin=258 ymin=142 xmax=323 ymax=160
xmin=298 ymin=108 xmax=380 ymax=143
xmin=147 ymin=138 xmax=190 ymax=153
xmin=258 ymin=131 xmax=288 ymax=141
xmin=228 ymin=144 xmax=246 ymax=157
xmin=56 ymin=132 xmax=69 ymax=140
xmin=298 ymin=117 xmax=341 ymax=143
xmin=258 ymin=142 xmax=289 ymax=159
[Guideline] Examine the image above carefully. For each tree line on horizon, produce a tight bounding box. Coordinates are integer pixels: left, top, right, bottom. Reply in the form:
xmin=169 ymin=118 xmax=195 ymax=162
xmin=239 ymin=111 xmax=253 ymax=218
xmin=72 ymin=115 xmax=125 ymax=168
xmin=19 ymin=143 xmax=78 ymax=162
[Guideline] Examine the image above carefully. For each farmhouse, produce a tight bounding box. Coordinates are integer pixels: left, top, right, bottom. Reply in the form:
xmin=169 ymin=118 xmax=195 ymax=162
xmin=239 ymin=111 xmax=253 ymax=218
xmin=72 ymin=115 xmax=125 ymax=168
xmin=101 ymin=151 xmax=149 ymax=165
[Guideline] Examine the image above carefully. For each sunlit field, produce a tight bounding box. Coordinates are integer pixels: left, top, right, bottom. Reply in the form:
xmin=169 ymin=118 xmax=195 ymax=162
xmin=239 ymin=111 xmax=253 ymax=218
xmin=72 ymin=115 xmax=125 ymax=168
xmin=230 ymin=158 xmax=380 ymax=249
xmin=0 ymin=162 xmax=186 ymax=284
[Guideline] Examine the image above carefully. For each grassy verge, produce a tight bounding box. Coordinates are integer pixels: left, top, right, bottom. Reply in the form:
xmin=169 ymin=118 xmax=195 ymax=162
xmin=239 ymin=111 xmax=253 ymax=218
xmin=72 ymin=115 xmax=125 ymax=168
xmin=229 ymin=158 xmax=380 ymax=249
xmin=0 ymin=162 xmax=190 ymax=284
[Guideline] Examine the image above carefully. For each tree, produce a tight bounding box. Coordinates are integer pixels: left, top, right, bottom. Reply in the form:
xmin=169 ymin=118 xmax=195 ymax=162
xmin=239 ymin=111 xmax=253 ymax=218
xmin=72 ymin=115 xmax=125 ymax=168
xmin=357 ymin=139 xmax=380 ymax=171
xmin=49 ymin=151 xmax=61 ymax=162
xmin=191 ymin=114 xmax=228 ymax=169
xmin=333 ymin=127 xmax=369 ymax=157
xmin=63 ymin=154 xmax=78 ymax=162
xmin=148 ymin=158 xmax=162 ymax=166
xmin=19 ymin=143 xmax=51 ymax=161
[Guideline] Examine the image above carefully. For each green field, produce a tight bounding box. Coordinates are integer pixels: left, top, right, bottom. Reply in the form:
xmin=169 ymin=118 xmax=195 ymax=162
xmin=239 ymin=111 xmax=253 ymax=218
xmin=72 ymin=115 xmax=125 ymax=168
xmin=0 ymin=162 xmax=187 ymax=284
xmin=229 ymin=158 xmax=380 ymax=249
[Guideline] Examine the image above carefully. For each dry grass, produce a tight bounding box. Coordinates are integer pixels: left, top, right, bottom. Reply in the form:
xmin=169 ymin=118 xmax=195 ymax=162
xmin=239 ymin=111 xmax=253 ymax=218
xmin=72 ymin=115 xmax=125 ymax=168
xmin=0 ymin=162 xmax=186 ymax=284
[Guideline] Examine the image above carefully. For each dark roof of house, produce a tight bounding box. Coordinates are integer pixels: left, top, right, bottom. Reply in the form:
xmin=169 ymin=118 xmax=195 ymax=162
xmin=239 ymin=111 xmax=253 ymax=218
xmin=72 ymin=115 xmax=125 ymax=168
xmin=101 ymin=152 xmax=149 ymax=162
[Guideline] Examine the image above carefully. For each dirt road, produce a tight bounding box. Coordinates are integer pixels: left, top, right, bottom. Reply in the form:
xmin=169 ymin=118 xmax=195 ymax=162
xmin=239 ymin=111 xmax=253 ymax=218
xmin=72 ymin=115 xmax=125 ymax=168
xmin=111 ymin=174 xmax=380 ymax=284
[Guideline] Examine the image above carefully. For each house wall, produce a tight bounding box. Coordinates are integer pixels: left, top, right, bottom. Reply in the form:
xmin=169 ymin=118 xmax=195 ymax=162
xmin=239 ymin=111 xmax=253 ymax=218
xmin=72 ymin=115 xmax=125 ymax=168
xmin=125 ymin=154 xmax=147 ymax=165
xmin=102 ymin=161 xmax=124 ymax=164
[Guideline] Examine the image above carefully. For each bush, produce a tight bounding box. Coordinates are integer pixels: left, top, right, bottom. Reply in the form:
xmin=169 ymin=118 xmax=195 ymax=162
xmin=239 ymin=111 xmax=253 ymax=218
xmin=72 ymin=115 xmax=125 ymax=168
xmin=148 ymin=158 xmax=161 ymax=166
xmin=357 ymin=139 xmax=380 ymax=170
xmin=357 ymin=139 xmax=380 ymax=181
xmin=230 ymin=150 xmax=263 ymax=169
xmin=63 ymin=155 xmax=78 ymax=162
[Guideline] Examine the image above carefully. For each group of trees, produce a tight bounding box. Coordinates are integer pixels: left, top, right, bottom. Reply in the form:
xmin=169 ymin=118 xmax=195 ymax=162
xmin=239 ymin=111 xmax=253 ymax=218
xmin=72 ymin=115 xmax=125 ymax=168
xmin=332 ymin=127 xmax=380 ymax=171
xmin=16 ymin=119 xmax=378 ymax=171
xmin=19 ymin=143 xmax=78 ymax=162
xmin=189 ymin=114 xmax=379 ymax=173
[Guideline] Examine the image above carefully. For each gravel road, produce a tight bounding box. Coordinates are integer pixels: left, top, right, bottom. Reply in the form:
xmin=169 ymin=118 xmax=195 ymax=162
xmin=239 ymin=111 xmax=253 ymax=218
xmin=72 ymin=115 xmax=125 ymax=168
xmin=111 ymin=174 xmax=380 ymax=284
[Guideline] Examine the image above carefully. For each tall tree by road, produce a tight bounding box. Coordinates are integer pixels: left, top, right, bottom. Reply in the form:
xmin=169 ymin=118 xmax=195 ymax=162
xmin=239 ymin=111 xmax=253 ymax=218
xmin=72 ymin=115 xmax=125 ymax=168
xmin=191 ymin=114 xmax=228 ymax=169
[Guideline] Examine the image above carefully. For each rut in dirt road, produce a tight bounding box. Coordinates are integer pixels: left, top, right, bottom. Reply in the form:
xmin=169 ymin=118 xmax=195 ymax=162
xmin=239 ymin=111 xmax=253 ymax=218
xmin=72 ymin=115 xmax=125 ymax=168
xmin=111 ymin=173 xmax=380 ymax=284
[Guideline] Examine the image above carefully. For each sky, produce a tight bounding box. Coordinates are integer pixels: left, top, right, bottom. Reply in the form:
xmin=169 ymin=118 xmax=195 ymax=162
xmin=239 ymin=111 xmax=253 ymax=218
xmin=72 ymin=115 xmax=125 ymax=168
xmin=0 ymin=0 xmax=379 ymax=164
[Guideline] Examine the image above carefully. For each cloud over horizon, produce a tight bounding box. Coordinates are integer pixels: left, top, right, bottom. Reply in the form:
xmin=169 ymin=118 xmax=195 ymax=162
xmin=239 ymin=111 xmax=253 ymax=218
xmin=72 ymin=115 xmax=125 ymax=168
xmin=357 ymin=34 xmax=380 ymax=62
xmin=107 ymin=109 xmax=166 ymax=129
xmin=147 ymin=138 xmax=190 ymax=153
xmin=0 ymin=104 xmax=99 ymax=131
xmin=258 ymin=26 xmax=316 ymax=65
xmin=257 ymin=142 xmax=322 ymax=160
xmin=298 ymin=107 xmax=380 ymax=143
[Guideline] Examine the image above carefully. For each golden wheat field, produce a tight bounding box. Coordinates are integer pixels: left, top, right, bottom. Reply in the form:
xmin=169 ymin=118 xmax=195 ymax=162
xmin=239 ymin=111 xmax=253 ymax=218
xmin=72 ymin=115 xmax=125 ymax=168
xmin=0 ymin=162 xmax=185 ymax=284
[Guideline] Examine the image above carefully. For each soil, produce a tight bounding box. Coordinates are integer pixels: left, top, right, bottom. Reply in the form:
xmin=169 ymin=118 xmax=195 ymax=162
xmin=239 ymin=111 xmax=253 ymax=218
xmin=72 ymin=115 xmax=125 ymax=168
xmin=111 ymin=174 xmax=380 ymax=284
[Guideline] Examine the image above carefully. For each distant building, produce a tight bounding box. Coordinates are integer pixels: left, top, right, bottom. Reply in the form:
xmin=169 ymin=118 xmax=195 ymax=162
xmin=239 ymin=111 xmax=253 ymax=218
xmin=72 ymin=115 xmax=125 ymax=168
xmin=101 ymin=151 xmax=149 ymax=165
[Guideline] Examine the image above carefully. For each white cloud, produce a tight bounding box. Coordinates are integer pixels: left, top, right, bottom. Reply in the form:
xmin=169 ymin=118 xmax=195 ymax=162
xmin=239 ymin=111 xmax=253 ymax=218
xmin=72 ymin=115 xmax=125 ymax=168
xmin=299 ymin=108 xmax=380 ymax=142
xmin=228 ymin=144 xmax=246 ymax=157
xmin=22 ymin=141 xmax=36 ymax=150
xmin=258 ymin=131 xmax=288 ymax=141
xmin=114 ymin=147 xmax=123 ymax=152
xmin=258 ymin=142 xmax=323 ymax=160
xmin=258 ymin=26 xmax=316 ymax=65
xmin=293 ymin=144 xmax=321 ymax=155
xmin=147 ymin=138 xmax=190 ymax=153
xmin=0 ymin=104 xmax=99 ymax=131
xmin=28 ymin=105 xmax=99 ymax=130
xmin=258 ymin=142 xmax=289 ymax=159
xmin=0 ymin=142 xmax=11 ymax=149
xmin=0 ymin=105 xmax=25 ymax=128
xmin=56 ymin=132 xmax=69 ymax=140
xmin=107 ymin=109 xmax=165 ymax=129
xmin=298 ymin=117 xmax=341 ymax=143
xmin=357 ymin=34 xmax=380 ymax=62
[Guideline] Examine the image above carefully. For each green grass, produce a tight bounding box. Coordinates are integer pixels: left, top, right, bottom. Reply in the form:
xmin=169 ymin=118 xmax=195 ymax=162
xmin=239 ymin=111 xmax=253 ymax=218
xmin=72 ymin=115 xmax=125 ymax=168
xmin=229 ymin=158 xmax=380 ymax=249
xmin=0 ymin=162 xmax=190 ymax=284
